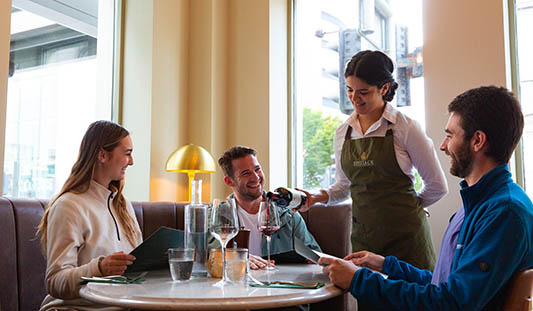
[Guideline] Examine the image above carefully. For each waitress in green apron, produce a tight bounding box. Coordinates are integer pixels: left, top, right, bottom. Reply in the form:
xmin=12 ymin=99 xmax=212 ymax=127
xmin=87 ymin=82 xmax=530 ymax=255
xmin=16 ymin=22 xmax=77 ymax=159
xmin=300 ymin=50 xmax=447 ymax=270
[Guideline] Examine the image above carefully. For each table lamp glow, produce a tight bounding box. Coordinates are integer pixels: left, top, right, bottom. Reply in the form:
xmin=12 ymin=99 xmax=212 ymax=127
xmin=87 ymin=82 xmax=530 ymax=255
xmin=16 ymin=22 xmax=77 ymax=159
xmin=165 ymin=144 xmax=216 ymax=201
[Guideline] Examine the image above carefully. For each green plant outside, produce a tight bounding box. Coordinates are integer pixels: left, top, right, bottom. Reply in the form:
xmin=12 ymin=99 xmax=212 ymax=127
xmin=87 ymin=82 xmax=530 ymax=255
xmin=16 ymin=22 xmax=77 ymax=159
xmin=302 ymin=108 xmax=342 ymax=189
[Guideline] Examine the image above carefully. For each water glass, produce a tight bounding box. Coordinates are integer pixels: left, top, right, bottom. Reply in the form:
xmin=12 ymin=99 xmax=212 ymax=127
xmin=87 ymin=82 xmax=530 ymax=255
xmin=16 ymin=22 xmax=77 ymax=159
xmin=208 ymin=248 xmax=248 ymax=282
xmin=168 ymin=248 xmax=195 ymax=282
xmin=226 ymin=248 xmax=248 ymax=282
xmin=209 ymin=198 xmax=239 ymax=286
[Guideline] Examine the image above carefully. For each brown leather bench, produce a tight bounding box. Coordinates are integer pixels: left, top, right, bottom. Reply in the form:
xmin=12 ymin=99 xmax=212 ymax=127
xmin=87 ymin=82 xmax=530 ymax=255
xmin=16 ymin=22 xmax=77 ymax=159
xmin=0 ymin=198 xmax=352 ymax=311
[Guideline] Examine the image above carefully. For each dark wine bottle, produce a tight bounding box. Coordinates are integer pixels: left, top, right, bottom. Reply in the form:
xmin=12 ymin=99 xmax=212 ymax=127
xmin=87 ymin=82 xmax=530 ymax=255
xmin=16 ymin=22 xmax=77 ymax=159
xmin=266 ymin=187 xmax=307 ymax=210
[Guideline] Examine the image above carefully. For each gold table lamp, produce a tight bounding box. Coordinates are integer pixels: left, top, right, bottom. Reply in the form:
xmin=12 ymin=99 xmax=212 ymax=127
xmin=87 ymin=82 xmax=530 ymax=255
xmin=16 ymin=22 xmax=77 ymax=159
xmin=165 ymin=144 xmax=216 ymax=201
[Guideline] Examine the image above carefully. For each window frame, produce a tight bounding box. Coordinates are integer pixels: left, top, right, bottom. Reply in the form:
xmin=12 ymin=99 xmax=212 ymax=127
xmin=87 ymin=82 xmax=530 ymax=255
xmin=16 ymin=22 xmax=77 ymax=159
xmin=507 ymin=0 xmax=525 ymax=188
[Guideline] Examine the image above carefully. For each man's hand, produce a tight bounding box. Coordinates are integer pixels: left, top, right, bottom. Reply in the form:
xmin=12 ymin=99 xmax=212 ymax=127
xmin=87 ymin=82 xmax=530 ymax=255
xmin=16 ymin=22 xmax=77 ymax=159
xmin=319 ymin=257 xmax=359 ymax=290
xmin=249 ymin=254 xmax=274 ymax=270
xmin=344 ymin=251 xmax=385 ymax=272
xmin=98 ymin=251 xmax=136 ymax=276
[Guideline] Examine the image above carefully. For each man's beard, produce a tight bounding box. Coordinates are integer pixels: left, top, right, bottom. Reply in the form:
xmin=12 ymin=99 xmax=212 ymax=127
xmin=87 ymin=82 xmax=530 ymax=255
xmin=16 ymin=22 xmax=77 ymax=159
xmin=236 ymin=184 xmax=263 ymax=201
xmin=449 ymin=141 xmax=474 ymax=178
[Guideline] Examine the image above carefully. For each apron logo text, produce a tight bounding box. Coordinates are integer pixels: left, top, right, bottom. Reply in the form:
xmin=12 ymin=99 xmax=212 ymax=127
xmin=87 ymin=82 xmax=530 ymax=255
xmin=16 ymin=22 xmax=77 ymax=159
xmin=353 ymin=151 xmax=375 ymax=167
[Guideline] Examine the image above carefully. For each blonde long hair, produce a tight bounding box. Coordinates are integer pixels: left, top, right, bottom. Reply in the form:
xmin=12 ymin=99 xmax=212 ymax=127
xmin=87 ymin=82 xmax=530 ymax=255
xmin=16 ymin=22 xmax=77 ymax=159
xmin=37 ymin=120 xmax=140 ymax=254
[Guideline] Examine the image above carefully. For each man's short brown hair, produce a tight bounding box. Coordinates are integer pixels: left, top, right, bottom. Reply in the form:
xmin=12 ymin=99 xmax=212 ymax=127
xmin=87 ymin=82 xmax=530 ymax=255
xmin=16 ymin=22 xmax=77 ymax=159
xmin=448 ymin=86 xmax=524 ymax=164
xmin=218 ymin=145 xmax=257 ymax=177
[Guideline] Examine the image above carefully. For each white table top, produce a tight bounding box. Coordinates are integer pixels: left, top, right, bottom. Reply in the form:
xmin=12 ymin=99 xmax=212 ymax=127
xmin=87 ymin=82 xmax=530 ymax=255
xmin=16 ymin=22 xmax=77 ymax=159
xmin=79 ymin=264 xmax=344 ymax=310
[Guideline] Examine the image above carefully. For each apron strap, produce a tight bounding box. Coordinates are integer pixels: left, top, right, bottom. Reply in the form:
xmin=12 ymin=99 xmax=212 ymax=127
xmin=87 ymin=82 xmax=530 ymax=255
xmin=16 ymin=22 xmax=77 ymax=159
xmin=345 ymin=125 xmax=353 ymax=140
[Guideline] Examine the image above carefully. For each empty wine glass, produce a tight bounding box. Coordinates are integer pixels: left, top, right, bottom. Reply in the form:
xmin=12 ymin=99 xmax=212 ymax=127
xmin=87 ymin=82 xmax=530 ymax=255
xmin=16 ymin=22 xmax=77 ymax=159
xmin=209 ymin=198 xmax=239 ymax=286
xmin=257 ymin=200 xmax=280 ymax=271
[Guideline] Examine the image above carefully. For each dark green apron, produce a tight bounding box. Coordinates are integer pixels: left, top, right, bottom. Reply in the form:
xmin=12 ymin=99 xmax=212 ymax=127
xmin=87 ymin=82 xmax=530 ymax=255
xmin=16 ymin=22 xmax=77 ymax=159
xmin=341 ymin=126 xmax=435 ymax=270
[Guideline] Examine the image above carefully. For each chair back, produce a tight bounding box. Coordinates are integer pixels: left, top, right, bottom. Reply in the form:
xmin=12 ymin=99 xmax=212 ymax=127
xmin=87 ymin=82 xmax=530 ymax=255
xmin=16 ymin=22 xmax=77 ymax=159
xmin=504 ymin=268 xmax=533 ymax=311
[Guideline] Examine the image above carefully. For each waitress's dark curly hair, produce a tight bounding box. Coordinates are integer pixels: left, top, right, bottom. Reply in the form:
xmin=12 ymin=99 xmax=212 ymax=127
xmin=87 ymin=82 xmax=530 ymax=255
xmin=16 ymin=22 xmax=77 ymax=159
xmin=344 ymin=50 xmax=399 ymax=102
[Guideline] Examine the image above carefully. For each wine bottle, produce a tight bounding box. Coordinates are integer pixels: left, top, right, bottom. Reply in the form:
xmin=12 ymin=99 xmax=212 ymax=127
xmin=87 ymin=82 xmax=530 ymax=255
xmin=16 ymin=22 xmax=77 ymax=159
xmin=266 ymin=187 xmax=307 ymax=210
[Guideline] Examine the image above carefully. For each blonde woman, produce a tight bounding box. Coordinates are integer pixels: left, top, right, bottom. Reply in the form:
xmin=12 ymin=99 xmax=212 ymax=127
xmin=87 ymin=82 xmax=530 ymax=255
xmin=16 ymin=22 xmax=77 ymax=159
xmin=38 ymin=120 xmax=142 ymax=311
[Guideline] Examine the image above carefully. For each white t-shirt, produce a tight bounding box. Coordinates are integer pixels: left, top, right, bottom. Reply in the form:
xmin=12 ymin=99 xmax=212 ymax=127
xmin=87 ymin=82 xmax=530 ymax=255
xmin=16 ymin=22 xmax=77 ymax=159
xmin=237 ymin=207 xmax=262 ymax=256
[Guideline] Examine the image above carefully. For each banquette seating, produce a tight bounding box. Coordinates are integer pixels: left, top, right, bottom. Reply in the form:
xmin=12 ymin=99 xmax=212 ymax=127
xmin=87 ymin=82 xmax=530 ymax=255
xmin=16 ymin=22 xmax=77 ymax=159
xmin=0 ymin=198 xmax=354 ymax=311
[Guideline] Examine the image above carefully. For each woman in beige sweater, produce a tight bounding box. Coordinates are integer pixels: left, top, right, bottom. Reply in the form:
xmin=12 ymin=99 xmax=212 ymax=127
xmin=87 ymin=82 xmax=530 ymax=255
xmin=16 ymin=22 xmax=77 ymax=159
xmin=38 ymin=120 xmax=142 ymax=311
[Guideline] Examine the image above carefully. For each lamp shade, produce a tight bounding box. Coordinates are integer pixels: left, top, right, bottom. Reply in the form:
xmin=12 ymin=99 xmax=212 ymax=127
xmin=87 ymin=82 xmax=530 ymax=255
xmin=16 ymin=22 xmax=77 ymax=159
xmin=165 ymin=144 xmax=216 ymax=173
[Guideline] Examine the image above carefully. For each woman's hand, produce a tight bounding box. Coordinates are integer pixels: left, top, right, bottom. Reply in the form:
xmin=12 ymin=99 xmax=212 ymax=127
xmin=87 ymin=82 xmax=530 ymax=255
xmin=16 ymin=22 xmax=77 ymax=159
xmin=344 ymin=251 xmax=385 ymax=272
xmin=98 ymin=251 xmax=136 ymax=276
xmin=295 ymin=188 xmax=328 ymax=213
xmin=249 ymin=254 xmax=274 ymax=270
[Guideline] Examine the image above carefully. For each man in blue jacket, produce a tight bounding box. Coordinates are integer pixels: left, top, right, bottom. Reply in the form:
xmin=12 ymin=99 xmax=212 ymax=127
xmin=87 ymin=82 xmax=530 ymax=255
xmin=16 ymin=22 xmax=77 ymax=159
xmin=319 ymin=86 xmax=533 ymax=310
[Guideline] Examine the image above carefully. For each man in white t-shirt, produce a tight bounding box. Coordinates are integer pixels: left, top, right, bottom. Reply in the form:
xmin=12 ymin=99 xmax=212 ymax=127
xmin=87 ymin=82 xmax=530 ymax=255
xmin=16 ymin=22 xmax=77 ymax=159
xmin=213 ymin=145 xmax=321 ymax=270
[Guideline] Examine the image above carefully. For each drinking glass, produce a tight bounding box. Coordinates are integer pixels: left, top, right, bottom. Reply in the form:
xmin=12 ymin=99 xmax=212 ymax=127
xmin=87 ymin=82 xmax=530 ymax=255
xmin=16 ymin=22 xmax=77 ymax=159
xmin=257 ymin=200 xmax=280 ymax=271
xmin=209 ymin=198 xmax=239 ymax=286
xmin=168 ymin=248 xmax=195 ymax=282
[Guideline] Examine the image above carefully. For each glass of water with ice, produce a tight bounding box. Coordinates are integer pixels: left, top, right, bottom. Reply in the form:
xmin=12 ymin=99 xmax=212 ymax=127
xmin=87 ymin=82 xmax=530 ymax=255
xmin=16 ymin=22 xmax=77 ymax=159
xmin=168 ymin=248 xmax=195 ymax=282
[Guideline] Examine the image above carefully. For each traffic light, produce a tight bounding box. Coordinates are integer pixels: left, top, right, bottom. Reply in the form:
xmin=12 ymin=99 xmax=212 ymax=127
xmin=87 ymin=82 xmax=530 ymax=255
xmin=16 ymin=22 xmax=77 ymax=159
xmin=338 ymin=28 xmax=361 ymax=115
xmin=395 ymin=25 xmax=411 ymax=107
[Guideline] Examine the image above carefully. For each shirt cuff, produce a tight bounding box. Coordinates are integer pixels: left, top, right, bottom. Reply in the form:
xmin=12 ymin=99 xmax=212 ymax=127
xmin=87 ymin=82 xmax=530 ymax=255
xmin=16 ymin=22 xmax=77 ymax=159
xmin=382 ymin=256 xmax=398 ymax=276
xmin=349 ymin=267 xmax=372 ymax=294
xmin=94 ymin=256 xmax=105 ymax=276
xmin=320 ymin=189 xmax=331 ymax=204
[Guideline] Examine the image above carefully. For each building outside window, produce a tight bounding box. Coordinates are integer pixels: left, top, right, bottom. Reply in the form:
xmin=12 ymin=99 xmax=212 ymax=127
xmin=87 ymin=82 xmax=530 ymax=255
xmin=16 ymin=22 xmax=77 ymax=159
xmin=292 ymin=0 xmax=425 ymax=192
xmin=4 ymin=0 xmax=119 ymax=198
xmin=515 ymin=0 xmax=533 ymax=197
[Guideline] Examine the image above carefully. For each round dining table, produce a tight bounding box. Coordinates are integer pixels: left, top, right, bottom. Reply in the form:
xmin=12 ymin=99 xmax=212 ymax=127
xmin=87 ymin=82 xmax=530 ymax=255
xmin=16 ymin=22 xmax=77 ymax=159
xmin=80 ymin=263 xmax=345 ymax=310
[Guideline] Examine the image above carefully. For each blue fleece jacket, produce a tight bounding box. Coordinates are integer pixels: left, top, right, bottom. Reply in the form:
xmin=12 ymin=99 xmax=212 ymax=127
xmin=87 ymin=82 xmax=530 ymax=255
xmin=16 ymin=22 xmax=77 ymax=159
xmin=349 ymin=165 xmax=533 ymax=310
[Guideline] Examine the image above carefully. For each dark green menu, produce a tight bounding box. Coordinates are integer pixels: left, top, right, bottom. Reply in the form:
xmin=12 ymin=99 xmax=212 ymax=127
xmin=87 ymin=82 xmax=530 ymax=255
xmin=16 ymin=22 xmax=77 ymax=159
xmin=124 ymin=226 xmax=184 ymax=274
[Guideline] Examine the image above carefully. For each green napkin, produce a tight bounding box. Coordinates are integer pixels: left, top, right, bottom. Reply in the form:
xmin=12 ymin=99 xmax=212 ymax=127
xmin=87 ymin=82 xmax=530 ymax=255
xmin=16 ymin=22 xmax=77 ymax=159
xmin=249 ymin=281 xmax=324 ymax=289
xmin=80 ymin=275 xmax=146 ymax=285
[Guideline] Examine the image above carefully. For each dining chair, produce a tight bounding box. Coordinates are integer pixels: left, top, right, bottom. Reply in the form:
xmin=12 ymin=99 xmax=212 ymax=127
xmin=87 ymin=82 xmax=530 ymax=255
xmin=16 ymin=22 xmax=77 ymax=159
xmin=503 ymin=268 xmax=533 ymax=311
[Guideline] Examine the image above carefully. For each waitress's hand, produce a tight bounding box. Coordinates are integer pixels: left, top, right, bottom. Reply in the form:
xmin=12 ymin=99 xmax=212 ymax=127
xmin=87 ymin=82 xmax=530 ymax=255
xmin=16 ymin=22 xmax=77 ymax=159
xmin=295 ymin=188 xmax=328 ymax=213
xmin=98 ymin=251 xmax=136 ymax=276
xmin=344 ymin=251 xmax=385 ymax=272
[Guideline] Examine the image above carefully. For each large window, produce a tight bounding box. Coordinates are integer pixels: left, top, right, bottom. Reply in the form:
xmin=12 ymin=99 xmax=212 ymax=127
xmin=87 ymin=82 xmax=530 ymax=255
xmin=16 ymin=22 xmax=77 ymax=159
xmin=515 ymin=0 xmax=533 ymax=197
xmin=4 ymin=0 xmax=120 ymax=198
xmin=292 ymin=0 xmax=425 ymax=191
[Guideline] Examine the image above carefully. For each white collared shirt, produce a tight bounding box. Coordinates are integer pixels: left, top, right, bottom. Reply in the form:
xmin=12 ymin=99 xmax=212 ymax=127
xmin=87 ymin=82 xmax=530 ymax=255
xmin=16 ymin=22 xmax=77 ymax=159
xmin=327 ymin=103 xmax=448 ymax=207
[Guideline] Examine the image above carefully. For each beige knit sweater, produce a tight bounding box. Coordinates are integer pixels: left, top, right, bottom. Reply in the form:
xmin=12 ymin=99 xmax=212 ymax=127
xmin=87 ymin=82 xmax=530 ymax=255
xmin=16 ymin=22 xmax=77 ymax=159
xmin=40 ymin=180 xmax=142 ymax=311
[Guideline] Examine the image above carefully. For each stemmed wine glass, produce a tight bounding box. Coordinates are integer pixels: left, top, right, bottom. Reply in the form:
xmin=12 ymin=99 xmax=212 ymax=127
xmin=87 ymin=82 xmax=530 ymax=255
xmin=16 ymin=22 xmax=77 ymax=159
xmin=257 ymin=200 xmax=281 ymax=271
xmin=209 ymin=198 xmax=239 ymax=286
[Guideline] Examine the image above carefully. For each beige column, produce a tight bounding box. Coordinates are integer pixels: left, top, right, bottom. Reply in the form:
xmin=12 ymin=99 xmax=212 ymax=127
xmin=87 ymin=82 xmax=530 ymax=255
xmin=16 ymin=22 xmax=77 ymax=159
xmin=188 ymin=0 xmax=226 ymax=201
xmin=122 ymin=0 xmax=190 ymax=202
xmin=423 ymin=0 xmax=510 ymax=252
xmin=120 ymin=0 xmax=288 ymax=203
xmin=121 ymin=0 xmax=154 ymax=201
xmin=150 ymin=0 xmax=190 ymax=202
xmin=225 ymin=0 xmax=271 ymax=192
xmin=0 ymin=0 xmax=12 ymax=193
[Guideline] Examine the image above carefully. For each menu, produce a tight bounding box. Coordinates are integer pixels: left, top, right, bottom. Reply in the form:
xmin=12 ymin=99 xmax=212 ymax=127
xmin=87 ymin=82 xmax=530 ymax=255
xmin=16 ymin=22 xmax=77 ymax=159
xmin=124 ymin=226 xmax=184 ymax=274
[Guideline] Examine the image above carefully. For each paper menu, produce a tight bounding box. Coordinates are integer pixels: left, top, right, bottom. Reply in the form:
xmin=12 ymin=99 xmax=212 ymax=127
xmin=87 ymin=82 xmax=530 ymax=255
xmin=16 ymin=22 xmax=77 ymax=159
xmin=294 ymin=237 xmax=388 ymax=279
